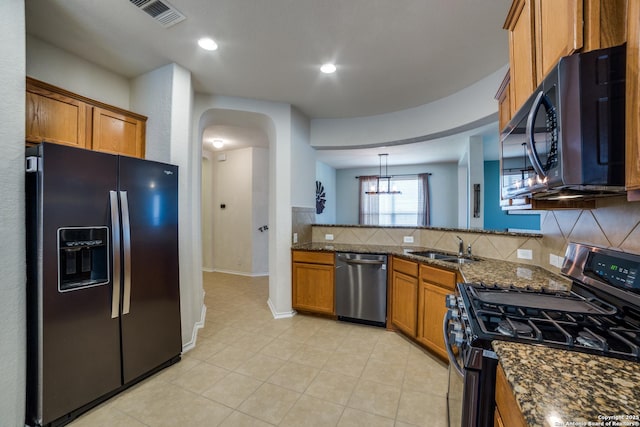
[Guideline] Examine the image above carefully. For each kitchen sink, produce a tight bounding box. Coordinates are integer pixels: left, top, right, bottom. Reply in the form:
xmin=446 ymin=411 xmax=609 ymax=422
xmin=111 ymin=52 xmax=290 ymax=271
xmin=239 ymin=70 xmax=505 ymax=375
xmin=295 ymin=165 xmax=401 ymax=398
xmin=440 ymin=257 xmax=478 ymax=264
xmin=408 ymin=250 xmax=480 ymax=264
xmin=408 ymin=250 xmax=454 ymax=260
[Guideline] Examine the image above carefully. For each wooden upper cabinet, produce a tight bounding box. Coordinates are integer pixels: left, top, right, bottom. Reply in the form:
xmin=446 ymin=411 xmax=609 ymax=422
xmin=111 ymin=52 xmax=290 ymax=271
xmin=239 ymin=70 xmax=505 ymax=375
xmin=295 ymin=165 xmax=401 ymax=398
xmin=92 ymin=107 xmax=145 ymax=158
xmin=26 ymin=82 xmax=90 ymax=148
xmin=495 ymin=71 xmax=511 ymax=131
xmin=504 ymin=0 xmax=536 ymax=115
xmin=25 ymin=77 xmax=147 ymax=158
xmin=534 ymin=0 xmax=583 ymax=84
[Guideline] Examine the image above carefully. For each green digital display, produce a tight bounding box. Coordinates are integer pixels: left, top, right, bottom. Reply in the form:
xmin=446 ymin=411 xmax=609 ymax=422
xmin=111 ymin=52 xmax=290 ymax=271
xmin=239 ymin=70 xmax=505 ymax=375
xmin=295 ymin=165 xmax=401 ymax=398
xmin=587 ymin=252 xmax=638 ymax=291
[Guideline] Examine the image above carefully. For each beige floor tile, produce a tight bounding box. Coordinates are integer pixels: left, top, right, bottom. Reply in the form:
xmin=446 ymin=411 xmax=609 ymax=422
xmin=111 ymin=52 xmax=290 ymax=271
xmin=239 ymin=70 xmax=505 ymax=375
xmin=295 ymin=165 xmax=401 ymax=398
xmin=234 ymin=353 xmax=285 ymax=381
xmin=361 ymin=357 xmax=406 ymax=388
xmin=335 ymin=333 xmax=379 ymax=355
xmin=323 ymin=351 xmax=369 ymax=378
xmin=237 ymin=382 xmax=301 ymax=425
xmin=260 ymin=337 xmax=303 ymax=360
xmin=396 ymin=390 xmax=448 ymax=427
xmin=206 ymin=326 xmax=251 ymax=345
xmin=113 ymin=380 xmax=232 ymax=427
xmin=206 ymin=345 xmax=256 ymax=370
xmin=304 ymin=370 xmax=359 ymax=406
xmin=151 ymin=356 xmax=201 ymax=382
xmin=219 ymin=410 xmax=275 ymax=427
xmin=402 ymin=364 xmax=448 ymax=397
xmin=337 ymin=407 xmax=395 ymax=427
xmin=289 ymin=344 xmax=333 ymax=368
xmin=347 ymin=379 xmax=401 ymax=419
xmin=231 ymin=332 xmax=275 ymax=353
xmin=267 ymin=361 xmax=320 ymax=392
xmin=202 ymin=372 xmax=263 ymax=408
xmin=170 ymin=361 xmax=229 ymax=394
xmin=182 ymin=338 xmax=228 ymax=361
xmin=70 ymin=405 xmax=147 ymax=427
xmin=279 ymin=394 xmax=345 ymax=427
xmin=306 ymin=330 xmax=347 ymax=351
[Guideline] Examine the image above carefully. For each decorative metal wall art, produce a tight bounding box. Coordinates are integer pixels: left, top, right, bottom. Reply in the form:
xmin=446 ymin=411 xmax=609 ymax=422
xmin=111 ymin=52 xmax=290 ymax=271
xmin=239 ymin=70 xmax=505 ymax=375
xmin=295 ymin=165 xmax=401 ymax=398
xmin=316 ymin=181 xmax=326 ymax=214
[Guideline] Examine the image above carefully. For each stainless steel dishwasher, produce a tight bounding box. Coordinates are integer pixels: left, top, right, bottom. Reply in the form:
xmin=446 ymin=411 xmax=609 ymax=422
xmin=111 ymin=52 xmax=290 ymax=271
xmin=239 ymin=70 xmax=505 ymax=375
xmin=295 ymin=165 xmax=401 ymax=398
xmin=335 ymin=252 xmax=387 ymax=327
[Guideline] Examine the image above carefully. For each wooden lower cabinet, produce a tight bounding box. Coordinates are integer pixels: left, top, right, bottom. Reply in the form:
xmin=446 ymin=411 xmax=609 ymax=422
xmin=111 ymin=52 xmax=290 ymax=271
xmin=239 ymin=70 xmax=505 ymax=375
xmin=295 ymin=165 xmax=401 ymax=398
xmin=390 ymin=258 xmax=419 ymax=337
xmin=417 ymin=264 xmax=456 ymax=360
xmin=292 ymin=251 xmax=335 ymax=315
xmin=495 ymin=364 xmax=527 ymax=427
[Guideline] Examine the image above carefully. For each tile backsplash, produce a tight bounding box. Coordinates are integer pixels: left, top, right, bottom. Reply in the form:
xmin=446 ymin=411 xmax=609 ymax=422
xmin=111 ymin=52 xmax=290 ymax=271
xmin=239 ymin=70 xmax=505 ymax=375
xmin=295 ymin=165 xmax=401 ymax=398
xmin=292 ymin=207 xmax=315 ymax=245
xmin=310 ymin=197 xmax=640 ymax=272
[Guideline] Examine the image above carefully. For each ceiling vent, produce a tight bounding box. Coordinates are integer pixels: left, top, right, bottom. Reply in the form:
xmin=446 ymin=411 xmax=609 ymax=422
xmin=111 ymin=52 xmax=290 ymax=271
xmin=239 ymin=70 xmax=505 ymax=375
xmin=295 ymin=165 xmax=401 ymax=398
xmin=129 ymin=0 xmax=186 ymax=28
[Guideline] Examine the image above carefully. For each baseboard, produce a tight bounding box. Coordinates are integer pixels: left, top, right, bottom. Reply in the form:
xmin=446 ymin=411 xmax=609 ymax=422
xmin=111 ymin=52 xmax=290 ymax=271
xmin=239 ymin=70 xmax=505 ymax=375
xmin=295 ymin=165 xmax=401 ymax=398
xmin=210 ymin=268 xmax=269 ymax=277
xmin=202 ymin=267 xmax=215 ymax=273
xmin=267 ymin=298 xmax=296 ymax=319
xmin=182 ymin=302 xmax=207 ymax=353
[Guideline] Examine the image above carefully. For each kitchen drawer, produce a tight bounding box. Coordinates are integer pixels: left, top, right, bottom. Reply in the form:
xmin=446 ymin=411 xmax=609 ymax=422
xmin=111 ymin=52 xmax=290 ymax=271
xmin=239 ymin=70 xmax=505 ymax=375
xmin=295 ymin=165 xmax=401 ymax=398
xmin=419 ymin=264 xmax=456 ymax=290
xmin=393 ymin=257 xmax=418 ymax=277
xmin=292 ymin=250 xmax=334 ymax=265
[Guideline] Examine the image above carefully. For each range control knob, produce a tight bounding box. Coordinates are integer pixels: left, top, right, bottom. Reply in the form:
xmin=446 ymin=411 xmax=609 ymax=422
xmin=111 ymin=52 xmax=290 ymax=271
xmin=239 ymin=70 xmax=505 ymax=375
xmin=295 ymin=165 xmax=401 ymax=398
xmin=445 ymin=294 xmax=457 ymax=308
xmin=461 ymin=312 xmax=468 ymax=321
xmin=451 ymin=321 xmax=463 ymax=332
xmin=450 ymin=331 xmax=465 ymax=347
xmin=450 ymin=308 xmax=460 ymax=320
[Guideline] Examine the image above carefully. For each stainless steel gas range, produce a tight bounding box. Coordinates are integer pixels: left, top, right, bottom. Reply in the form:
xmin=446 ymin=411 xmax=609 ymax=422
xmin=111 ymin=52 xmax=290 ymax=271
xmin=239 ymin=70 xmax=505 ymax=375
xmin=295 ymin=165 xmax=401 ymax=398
xmin=445 ymin=242 xmax=640 ymax=427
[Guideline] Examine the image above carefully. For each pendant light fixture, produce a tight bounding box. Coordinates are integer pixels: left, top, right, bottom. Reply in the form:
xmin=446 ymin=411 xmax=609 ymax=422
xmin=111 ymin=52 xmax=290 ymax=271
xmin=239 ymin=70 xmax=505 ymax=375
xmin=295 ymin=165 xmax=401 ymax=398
xmin=365 ymin=153 xmax=402 ymax=195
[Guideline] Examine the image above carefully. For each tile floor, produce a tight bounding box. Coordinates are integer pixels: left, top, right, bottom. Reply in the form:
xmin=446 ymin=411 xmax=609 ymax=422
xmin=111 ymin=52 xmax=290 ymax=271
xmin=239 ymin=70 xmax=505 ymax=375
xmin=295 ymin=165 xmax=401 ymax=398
xmin=70 ymin=272 xmax=450 ymax=426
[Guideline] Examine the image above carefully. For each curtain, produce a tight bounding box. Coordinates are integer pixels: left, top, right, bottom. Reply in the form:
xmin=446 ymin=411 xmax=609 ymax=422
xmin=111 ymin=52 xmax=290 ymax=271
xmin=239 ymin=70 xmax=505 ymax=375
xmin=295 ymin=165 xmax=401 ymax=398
xmin=417 ymin=173 xmax=430 ymax=226
xmin=359 ymin=175 xmax=379 ymax=225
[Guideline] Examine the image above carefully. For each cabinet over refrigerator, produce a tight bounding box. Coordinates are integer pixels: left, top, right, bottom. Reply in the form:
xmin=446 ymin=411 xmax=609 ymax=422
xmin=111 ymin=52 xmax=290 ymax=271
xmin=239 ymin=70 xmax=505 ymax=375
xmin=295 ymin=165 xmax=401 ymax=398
xmin=25 ymin=143 xmax=182 ymax=427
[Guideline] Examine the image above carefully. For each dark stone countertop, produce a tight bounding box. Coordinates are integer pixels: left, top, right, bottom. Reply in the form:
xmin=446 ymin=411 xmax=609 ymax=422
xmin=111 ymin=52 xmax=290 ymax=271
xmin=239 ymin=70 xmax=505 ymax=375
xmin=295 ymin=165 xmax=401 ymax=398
xmin=291 ymin=242 xmax=571 ymax=290
xmin=493 ymin=341 xmax=640 ymax=427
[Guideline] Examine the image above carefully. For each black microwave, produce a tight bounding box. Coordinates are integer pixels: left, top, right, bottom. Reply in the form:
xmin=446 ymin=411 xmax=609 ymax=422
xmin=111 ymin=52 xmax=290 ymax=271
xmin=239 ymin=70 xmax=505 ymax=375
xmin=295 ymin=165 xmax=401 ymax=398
xmin=500 ymin=44 xmax=626 ymax=200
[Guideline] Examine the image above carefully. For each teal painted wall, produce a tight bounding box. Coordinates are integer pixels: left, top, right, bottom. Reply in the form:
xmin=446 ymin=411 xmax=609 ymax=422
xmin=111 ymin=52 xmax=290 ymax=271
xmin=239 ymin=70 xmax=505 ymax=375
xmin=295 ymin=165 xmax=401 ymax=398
xmin=483 ymin=161 xmax=540 ymax=231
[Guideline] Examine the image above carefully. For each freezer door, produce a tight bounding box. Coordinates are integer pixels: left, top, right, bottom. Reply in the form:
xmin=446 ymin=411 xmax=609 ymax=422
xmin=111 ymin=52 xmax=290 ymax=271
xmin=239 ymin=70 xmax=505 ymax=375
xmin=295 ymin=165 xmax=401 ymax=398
xmin=26 ymin=143 xmax=122 ymax=425
xmin=118 ymin=156 xmax=182 ymax=383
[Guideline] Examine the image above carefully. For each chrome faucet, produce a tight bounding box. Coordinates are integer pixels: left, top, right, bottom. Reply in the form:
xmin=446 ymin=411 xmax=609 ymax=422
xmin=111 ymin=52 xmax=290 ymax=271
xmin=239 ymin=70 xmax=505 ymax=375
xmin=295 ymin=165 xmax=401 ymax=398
xmin=456 ymin=236 xmax=464 ymax=257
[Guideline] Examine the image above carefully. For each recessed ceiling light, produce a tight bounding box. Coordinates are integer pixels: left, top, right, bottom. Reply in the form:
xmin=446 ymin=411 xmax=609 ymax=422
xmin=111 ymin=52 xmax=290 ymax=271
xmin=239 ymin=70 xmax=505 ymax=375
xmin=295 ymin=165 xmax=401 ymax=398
xmin=198 ymin=37 xmax=218 ymax=51
xmin=320 ymin=63 xmax=337 ymax=74
xmin=212 ymin=139 xmax=224 ymax=149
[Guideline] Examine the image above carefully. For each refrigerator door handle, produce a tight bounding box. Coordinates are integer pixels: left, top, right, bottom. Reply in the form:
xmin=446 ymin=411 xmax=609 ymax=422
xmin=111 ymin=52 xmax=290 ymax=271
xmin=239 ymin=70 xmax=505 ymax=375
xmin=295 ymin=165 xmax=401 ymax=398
xmin=120 ymin=191 xmax=132 ymax=315
xmin=109 ymin=191 xmax=121 ymax=319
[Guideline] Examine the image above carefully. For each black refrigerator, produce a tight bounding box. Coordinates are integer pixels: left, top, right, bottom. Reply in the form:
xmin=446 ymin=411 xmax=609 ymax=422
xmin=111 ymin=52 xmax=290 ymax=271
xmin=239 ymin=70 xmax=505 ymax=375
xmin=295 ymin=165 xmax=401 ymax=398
xmin=25 ymin=143 xmax=182 ymax=427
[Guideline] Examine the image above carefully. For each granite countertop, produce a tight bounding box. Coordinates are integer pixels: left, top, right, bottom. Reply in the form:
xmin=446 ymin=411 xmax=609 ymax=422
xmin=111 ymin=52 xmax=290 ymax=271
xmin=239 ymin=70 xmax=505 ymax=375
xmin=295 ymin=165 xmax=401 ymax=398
xmin=292 ymin=242 xmax=572 ymax=291
xmin=493 ymin=341 xmax=640 ymax=427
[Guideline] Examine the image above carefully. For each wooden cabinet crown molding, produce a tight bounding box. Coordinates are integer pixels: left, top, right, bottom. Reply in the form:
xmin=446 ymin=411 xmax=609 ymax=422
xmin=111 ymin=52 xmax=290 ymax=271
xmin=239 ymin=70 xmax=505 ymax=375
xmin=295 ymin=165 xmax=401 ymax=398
xmin=503 ymin=0 xmax=527 ymax=31
xmin=26 ymin=77 xmax=147 ymax=122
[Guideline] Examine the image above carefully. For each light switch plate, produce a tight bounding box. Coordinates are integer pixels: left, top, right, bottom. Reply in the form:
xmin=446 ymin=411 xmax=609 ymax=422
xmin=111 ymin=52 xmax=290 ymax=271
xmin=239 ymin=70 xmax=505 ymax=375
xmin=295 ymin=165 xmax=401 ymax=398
xmin=517 ymin=249 xmax=533 ymax=260
xmin=325 ymin=234 xmax=334 ymax=241
xmin=403 ymin=236 xmax=414 ymax=243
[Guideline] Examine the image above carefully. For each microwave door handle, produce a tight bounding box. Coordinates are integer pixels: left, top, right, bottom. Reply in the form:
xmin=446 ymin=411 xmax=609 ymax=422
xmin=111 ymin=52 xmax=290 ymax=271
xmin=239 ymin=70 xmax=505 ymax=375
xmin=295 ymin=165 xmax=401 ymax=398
xmin=525 ymin=90 xmax=548 ymax=179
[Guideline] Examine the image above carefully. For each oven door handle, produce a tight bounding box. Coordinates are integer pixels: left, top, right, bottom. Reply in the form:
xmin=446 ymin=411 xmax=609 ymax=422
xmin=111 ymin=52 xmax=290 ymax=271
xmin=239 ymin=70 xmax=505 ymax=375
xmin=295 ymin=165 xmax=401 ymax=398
xmin=443 ymin=310 xmax=464 ymax=377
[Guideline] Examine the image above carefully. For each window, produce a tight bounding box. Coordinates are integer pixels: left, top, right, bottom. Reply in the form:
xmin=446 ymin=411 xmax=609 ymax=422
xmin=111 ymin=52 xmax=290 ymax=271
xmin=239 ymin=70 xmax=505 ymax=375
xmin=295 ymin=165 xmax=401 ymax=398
xmin=359 ymin=174 xmax=430 ymax=226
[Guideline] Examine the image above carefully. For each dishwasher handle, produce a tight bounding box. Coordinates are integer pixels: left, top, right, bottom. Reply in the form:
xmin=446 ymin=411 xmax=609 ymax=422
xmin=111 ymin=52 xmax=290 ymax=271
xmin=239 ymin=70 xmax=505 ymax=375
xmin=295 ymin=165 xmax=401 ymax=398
xmin=343 ymin=258 xmax=385 ymax=265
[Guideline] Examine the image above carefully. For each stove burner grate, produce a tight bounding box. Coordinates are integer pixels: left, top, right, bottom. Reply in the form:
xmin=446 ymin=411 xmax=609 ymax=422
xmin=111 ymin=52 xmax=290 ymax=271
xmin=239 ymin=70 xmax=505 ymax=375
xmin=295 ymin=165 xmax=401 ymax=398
xmin=496 ymin=320 xmax=534 ymax=337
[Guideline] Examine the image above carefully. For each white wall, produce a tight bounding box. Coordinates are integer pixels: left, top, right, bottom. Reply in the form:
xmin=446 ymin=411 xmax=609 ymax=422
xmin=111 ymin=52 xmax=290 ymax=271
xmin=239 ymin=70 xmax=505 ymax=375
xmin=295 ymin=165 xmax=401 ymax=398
xmin=211 ymin=148 xmax=255 ymax=274
xmin=131 ymin=63 xmax=203 ymax=351
xmin=193 ymin=98 xmax=295 ymax=318
xmin=201 ymin=155 xmax=214 ymax=271
xmin=315 ymin=161 xmax=337 ymax=224
xmin=335 ymin=162 xmax=458 ymax=226
xmin=309 ymin=66 xmax=506 ymax=148
xmin=26 ymin=34 xmax=130 ymax=110
xmin=467 ymin=135 xmax=484 ymax=229
xmin=252 ymin=147 xmax=270 ymax=275
xmin=0 ymin=1 xmax=26 ymax=424
xmin=291 ymin=108 xmax=315 ymax=208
